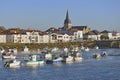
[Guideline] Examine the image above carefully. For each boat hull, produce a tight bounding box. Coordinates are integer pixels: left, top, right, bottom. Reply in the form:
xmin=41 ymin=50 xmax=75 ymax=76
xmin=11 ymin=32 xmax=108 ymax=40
xmin=2 ymin=55 xmax=16 ymax=59
xmin=4 ymin=60 xmax=21 ymax=68
xmin=74 ymin=57 xmax=83 ymax=62
xmin=26 ymin=60 xmax=45 ymax=65
xmin=53 ymin=57 xmax=63 ymax=63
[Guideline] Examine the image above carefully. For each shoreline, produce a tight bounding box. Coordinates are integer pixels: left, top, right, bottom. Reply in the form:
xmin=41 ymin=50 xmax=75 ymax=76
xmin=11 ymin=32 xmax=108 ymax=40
xmin=0 ymin=40 xmax=120 ymax=52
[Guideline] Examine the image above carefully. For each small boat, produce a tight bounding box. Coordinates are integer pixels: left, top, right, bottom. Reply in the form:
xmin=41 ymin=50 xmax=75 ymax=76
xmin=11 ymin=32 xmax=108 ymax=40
xmin=2 ymin=51 xmax=16 ymax=59
xmin=53 ymin=57 xmax=63 ymax=63
xmin=93 ymin=53 xmax=101 ymax=59
xmin=26 ymin=55 xmax=45 ymax=65
xmin=74 ymin=52 xmax=83 ymax=62
xmin=63 ymin=47 xmax=69 ymax=53
xmin=45 ymin=53 xmax=53 ymax=64
xmin=22 ymin=46 xmax=29 ymax=53
xmin=2 ymin=55 xmax=16 ymax=59
xmin=65 ymin=56 xmax=74 ymax=63
xmin=0 ymin=48 xmax=5 ymax=53
xmin=101 ymin=51 xmax=108 ymax=57
xmin=84 ymin=47 xmax=90 ymax=51
xmin=69 ymin=46 xmax=79 ymax=52
xmin=4 ymin=59 xmax=21 ymax=68
xmin=94 ymin=46 xmax=99 ymax=49
xmin=51 ymin=47 xmax=59 ymax=53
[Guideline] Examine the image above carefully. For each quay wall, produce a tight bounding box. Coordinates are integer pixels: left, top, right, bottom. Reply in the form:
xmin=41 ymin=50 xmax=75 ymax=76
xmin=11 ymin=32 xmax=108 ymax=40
xmin=0 ymin=40 xmax=119 ymax=52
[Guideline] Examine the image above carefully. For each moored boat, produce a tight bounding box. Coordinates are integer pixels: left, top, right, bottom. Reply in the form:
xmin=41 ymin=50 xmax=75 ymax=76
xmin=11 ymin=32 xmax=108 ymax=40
xmin=2 ymin=55 xmax=16 ymax=59
xmin=2 ymin=51 xmax=16 ymax=59
xmin=74 ymin=52 xmax=83 ymax=62
xmin=94 ymin=46 xmax=99 ymax=50
xmin=53 ymin=57 xmax=63 ymax=63
xmin=93 ymin=53 xmax=101 ymax=59
xmin=4 ymin=59 xmax=21 ymax=68
xmin=45 ymin=52 xmax=53 ymax=64
xmin=101 ymin=51 xmax=108 ymax=57
xmin=65 ymin=56 xmax=74 ymax=63
xmin=84 ymin=47 xmax=90 ymax=51
xmin=26 ymin=54 xmax=45 ymax=66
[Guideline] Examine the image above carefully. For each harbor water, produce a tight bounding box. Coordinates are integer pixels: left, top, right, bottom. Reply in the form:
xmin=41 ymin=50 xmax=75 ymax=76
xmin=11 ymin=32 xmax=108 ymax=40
xmin=0 ymin=49 xmax=120 ymax=80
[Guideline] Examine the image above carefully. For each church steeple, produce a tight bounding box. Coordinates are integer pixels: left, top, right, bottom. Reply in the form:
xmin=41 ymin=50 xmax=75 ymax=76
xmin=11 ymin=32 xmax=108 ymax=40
xmin=64 ymin=10 xmax=72 ymax=29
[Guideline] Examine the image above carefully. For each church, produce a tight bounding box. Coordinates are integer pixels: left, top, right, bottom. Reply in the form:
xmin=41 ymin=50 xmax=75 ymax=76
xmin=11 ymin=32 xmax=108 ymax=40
xmin=46 ymin=10 xmax=91 ymax=34
xmin=45 ymin=10 xmax=90 ymax=42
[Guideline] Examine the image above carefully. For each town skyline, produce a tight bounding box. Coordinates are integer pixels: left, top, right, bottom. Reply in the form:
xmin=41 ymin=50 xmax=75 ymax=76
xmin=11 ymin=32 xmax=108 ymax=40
xmin=0 ymin=0 xmax=120 ymax=32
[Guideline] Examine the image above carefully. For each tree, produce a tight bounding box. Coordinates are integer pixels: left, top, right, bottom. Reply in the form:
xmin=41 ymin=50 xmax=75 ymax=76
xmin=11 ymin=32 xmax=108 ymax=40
xmin=100 ymin=35 xmax=109 ymax=40
xmin=0 ymin=26 xmax=6 ymax=32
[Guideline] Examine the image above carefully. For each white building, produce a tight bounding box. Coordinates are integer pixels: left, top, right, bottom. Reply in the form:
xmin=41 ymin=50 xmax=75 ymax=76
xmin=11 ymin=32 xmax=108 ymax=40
xmin=39 ymin=34 xmax=49 ymax=43
xmin=25 ymin=30 xmax=39 ymax=43
xmin=73 ymin=30 xmax=83 ymax=41
xmin=84 ymin=31 xmax=101 ymax=41
xmin=101 ymin=30 xmax=120 ymax=40
xmin=0 ymin=34 xmax=6 ymax=43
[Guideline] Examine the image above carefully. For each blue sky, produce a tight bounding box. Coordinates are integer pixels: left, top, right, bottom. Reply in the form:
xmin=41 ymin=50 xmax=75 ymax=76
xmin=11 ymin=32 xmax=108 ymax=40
xmin=0 ymin=0 xmax=120 ymax=32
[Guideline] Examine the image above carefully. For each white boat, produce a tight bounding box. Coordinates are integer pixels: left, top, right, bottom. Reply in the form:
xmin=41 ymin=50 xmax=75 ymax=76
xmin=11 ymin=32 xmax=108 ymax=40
xmin=26 ymin=55 xmax=45 ymax=66
xmin=84 ymin=47 xmax=90 ymax=51
xmin=74 ymin=52 xmax=83 ymax=62
xmin=45 ymin=53 xmax=52 ymax=60
xmin=2 ymin=55 xmax=16 ymax=59
xmin=2 ymin=51 xmax=16 ymax=59
xmin=74 ymin=57 xmax=83 ymax=62
xmin=80 ymin=46 xmax=85 ymax=51
xmin=94 ymin=46 xmax=99 ymax=49
xmin=63 ymin=47 xmax=69 ymax=53
xmin=23 ymin=46 xmax=29 ymax=53
xmin=70 ymin=46 xmax=79 ymax=52
xmin=53 ymin=57 xmax=63 ymax=63
xmin=65 ymin=56 xmax=74 ymax=63
xmin=0 ymin=49 xmax=5 ymax=53
xmin=4 ymin=59 xmax=21 ymax=68
xmin=51 ymin=47 xmax=59 ymax=53
xmin=26 ymin=60 xmax=45 ymax=65
xmin=9 ymin=48 xmax=18 ymax=54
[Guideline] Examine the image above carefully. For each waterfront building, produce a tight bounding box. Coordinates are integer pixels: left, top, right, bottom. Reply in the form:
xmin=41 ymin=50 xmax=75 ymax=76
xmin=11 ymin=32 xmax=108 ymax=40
xmin=83 ymin=30 xmax=101 ymax=41
xmin=0 ymin=32 xmax=6 ymax=43
xmin=100 ymin=30 xmax=118 ymax=40
xmin=5 ymin=28 xmax=28 ymax=43
xmin=25 ymin=30 xmax=39 ymax=43
xmin=39 ymin=32 xmax=49 ymax=43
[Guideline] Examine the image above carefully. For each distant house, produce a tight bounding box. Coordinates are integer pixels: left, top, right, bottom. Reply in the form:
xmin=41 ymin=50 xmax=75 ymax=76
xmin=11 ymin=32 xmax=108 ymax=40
xmin=60 ymin=30 xmax=74 ymax=42
xmin=71 ymin=29 xmax=83 ymax=41
xmin=48 ymin=30 xmax=73 ymax=43
xmin=71 ymin=26 xmax=91 ymax=34
xmin=101 ymin=30 xmax=114 ymax=40
xmin=50 ymin=33 xmax=58 ymax=43
xmin=84 ymin=30 xmax=101 ymax=40
xmin=25 ymin=30 xmax=40 ymax=43
xmin=5 ymin=28 xmax=28 ymax=43
xmin=0 ymin=32 xmax=6 ymax=43
xmin=111 ymin=31 xmax=120 ymax=40
xmin=39 ymin=32 xmax=49 ymax=43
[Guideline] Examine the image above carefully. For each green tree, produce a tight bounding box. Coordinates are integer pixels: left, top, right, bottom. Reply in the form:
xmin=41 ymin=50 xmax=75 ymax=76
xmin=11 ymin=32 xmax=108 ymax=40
xmin=0 ymin=26 xmax=6 ymax=32
xmin=100 ymin=35 xmax=109 ymax=40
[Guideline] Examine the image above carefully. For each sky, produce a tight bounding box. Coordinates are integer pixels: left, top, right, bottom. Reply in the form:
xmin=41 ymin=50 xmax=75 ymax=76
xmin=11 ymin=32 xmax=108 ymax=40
xmin=0 ymin=0 xmax=120 ymax=32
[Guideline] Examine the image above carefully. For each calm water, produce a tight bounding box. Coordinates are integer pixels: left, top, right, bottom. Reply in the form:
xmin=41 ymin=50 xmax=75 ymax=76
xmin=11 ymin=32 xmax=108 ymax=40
xmin=0 ymin=49 xmax=120 ymax=80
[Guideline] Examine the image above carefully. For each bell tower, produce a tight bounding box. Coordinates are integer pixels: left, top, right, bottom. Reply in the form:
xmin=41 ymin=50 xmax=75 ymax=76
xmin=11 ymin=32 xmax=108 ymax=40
xmin=64 ymin=10 xmax=72 ymax=30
